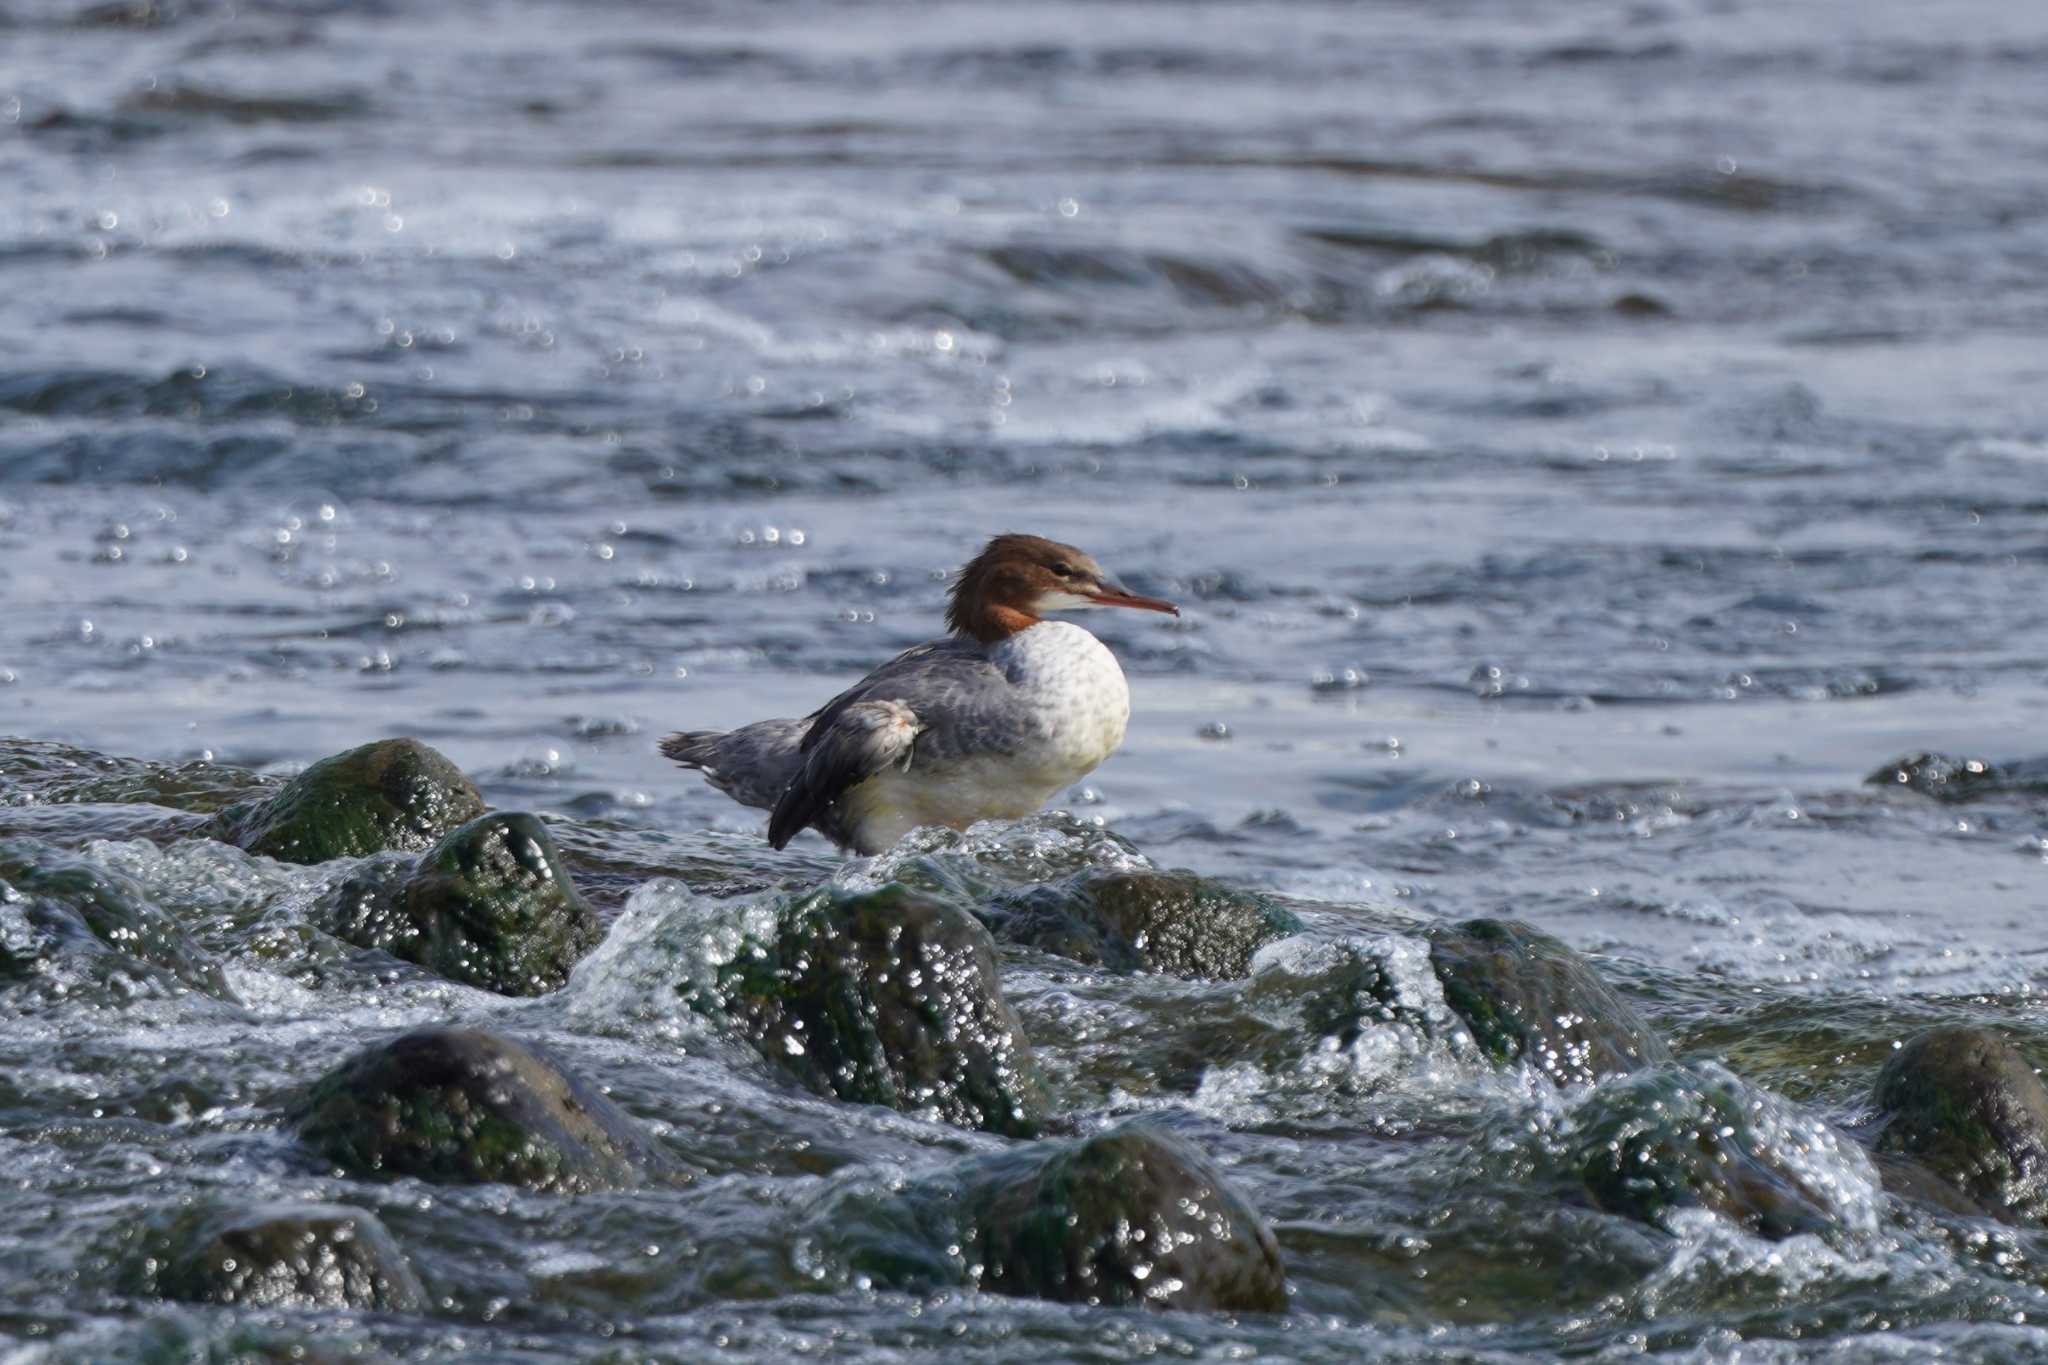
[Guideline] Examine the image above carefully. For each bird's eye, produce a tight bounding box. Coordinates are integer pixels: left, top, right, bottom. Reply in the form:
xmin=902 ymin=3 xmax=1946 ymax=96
xmin=1052 ymin=562 xmax=1077 ymax=578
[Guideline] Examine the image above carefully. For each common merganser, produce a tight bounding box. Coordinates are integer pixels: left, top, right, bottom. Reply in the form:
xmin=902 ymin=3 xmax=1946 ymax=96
xmin=661 ymin=533 xmax=1179 ymax=855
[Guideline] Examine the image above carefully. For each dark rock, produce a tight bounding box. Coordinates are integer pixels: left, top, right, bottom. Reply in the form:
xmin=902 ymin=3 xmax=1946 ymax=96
xmin=1568 ymin=1064 xmax=1875 ymax=1238
xmin=700 ymin=883 xmax=1045 ymax=1135
xmin=985 ymin=868 xmax=1302 ymax=980
xmin=835 ymin=1122 xmax=1287 ymax=1312
xmin=1427 ymin=917 xmax=1669 ymax=1087
xmin=211 ymin=738 xmax=485 ymax=864
xmin=0 ymin=840 xmax=233 ymax=1004
xmin=137 ymin=1202 xmax=426 ymax=1310
xmin=1611 ymin=291 xmax=1671 ymax=317
xmin=1868 ymin=1149 xmax=1999 ymax=1220
xmin=1870 ymin=1026 xmax=2048 ymax=1221
xmin=292 ymin=1027 xmax=667 ymax=1192
xmin=1865 ymin=752 xmax=2048 ymax=803
xmin=327 ymin=812 xmax=603 ymax=996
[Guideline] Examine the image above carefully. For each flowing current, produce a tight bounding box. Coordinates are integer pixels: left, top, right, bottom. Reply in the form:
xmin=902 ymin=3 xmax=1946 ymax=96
xmin=3 ymin=0 xmax=2048 ymax=1359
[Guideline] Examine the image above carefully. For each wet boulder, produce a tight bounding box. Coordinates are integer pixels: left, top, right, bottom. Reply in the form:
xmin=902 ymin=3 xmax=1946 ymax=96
xmin=292 ymin=1027 xmax=668 ymax=1192
xmin=0 ymin=841 xmax=233 ymax=1005
xmin=834 ymin=1122 xmax=1287 ymax=1312
xmin=1427 ymin=918 xmax=1669 ymax=1087
xmin=1869 ymin=1026 xmax=2048 ymax=1221
xmin=699 ymin=883 xmax=1045 ymax=1136
xmin=135 ymin=1202 xmax=426 ymax=1310
xmin=1566 ymin=1064 xmax=1878 ymax=1239
xmin=327 ymin=812 xmax=603 ymax=996
xmin=211 ymin=738 xmax=485 ymax=865
xmin=1865 ymin=752 xmax=2048 ymax=803
xmin=984 ymin=868 xmax=1302 ymax=980
xmin=1867 ymin=753 xmax=2007 ymax=802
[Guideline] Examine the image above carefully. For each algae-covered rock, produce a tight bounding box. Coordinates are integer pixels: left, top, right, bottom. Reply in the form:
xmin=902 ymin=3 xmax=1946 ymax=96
xmin=985 ymin=868 xmax=1302 ymax=980
xmin=293 ymin=1027 xmax=667 ymax=1192
xmin=1565 ymin=1064 xmax=1877 ymax=1239
xmin=211 ymin=738 xmax=484 ymax=864
xmin=0 ymin=840 xmax=233 ymax=1005
xmin=1870 ymin=1026 xmax=2048 ymax=1221
xmin=327 ymin=812 xmax=602 ymax=995
xmin=831 ymin=1122 xmax=1287 ymax=1312
xmin=703 ymin=883 xmax=1045 ymax=1135
xmin=1427 ymin=917 xmax=1669 ymax=1087
xmin=136 ymin=1202 xmax=426 ymax=1310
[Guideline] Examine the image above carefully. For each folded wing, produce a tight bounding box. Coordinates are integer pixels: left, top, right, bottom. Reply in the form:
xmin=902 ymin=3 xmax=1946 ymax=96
xmin=767 ymin=699 xmax=924 ymax=849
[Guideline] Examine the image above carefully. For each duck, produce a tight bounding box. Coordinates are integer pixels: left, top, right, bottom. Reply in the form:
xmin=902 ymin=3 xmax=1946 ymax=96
xmin=661 ymin=533 xmax=1178 ymax=854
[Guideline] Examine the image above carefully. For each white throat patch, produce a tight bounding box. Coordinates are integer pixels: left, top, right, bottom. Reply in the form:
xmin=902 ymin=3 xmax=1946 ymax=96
xmin=1031 ymin=588 xmax=1101 ymax=612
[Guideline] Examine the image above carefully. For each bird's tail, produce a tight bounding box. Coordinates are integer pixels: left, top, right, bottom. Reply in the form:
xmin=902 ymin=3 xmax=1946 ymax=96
xmin=659 ymin=718 xmax=810 ymax=812
xmin=659 ymin=730 xmax=725 ymax=769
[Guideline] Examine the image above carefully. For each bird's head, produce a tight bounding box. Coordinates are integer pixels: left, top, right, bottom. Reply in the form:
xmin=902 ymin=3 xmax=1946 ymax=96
xmin=946 ymin=533 xmax=1179 ymax=642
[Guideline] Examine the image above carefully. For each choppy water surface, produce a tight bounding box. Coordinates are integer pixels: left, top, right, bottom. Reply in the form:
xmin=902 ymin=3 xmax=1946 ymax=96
xmin=5 ymin=0 xmax=2048 ymax=1358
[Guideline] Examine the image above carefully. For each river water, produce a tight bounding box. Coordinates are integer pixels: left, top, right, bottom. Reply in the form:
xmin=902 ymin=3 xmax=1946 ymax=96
xmin=4 ymin=0 xmax=2048 ymax=1359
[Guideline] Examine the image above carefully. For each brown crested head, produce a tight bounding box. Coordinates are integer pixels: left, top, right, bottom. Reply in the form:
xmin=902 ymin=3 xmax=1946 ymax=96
xmin=946 ymin=533 xmax=1179 ymax=643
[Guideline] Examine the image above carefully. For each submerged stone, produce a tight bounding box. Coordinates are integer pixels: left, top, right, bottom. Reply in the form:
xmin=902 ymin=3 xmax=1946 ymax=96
xmin=0 ymin=737 xmax=269 ymax=816
xmin=1870 ymin=1026 xmax=2048 ymax=1221
xmin=834 ymin=1122 xmax=1287 ymax=1312
xmin=985 ymin=868 xmax=1302 ymax=980
xmin=860 ymin=811 xmax=1151 ymax=903
xmin=327 ymin=811 xmax=602 ymax=996
xmin=1567 ymin=1064 xmax=1877 ymax=1239
xmin=701 ymin=883 xmax=1045 ymax=1136
xmin=1865 ymin=752 xmax=2048 ymax=803
xmin=1427 ymin=917 xmax=1669 ymax=1087
xmin=137 ymin=1202 xmax=426 ymax=1311
xmin=292 ymin=1027 xmax=667 ymax=1192
xmin=0 ymin=840 xmax=233 ymax=1005
xmin=211 ymin=738 xmax=485 ymax=865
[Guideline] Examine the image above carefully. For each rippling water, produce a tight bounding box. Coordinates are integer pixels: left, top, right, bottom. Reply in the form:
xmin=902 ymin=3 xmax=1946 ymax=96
xmin=5 ymin=0 xmax=2048 ymax=1358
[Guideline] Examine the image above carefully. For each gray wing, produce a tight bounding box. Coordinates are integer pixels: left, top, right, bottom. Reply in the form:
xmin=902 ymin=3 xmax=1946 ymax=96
xmin=767 ymin=700 xmax=923 ymax=849
xmin=797 ymin=637 xmax=1013 ymax=763
xmin=765 ymin=638 xmax=1017 ymax=847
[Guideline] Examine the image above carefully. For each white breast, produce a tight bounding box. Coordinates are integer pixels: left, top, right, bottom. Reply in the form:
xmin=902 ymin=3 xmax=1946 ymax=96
xmin=988 ymin=620 xmax=1132 ymax=777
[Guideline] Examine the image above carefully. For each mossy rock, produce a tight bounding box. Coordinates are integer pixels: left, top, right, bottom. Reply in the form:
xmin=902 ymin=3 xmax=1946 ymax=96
xmin=1428 ymin=917 xmax=1669 ymax=1087
xmin=1569 ymin=1064 xmax=1875 ymax=1239
xmin=0 ymin=840 xmax=233 ymax=1005
xmin=327 ymin=812 xmax=603 ymax=996
xmin=292 ymin=1027 xmax=668 ymax=1192
xmin=834 ymin=1122 xmax=1287 ymax=1312
xmin=134 ymin=1202 xmax=426 ymax=1310
xmin=211 ymin=738 xmax=484 ymax=864
xmin=1870 ymin=1026 xmax=2048 ymax=1221
xmin=701 ymin=883 xmax=1045 ymax=1136
xmin=985 ymin=868 xmax=1302 ymax=980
